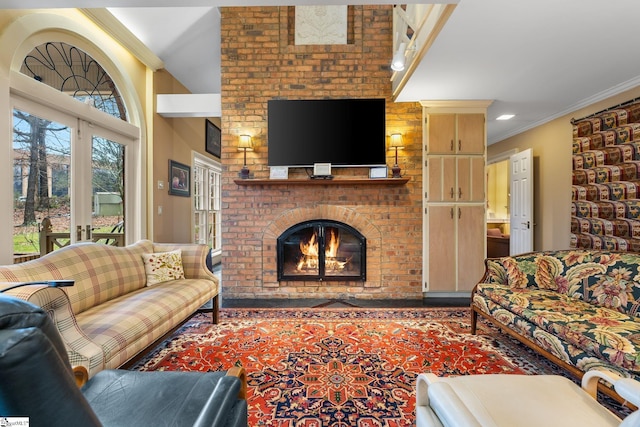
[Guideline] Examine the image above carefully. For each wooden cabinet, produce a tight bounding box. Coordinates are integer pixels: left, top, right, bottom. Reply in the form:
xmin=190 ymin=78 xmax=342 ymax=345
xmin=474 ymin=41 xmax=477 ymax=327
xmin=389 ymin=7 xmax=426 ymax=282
xmin=427 ymin=156 xmax=484 ymax=202
xmin=426 ymin=113 xmax=485 ymax=155
xmin=426 ymin=205 xmax=485 ymax=292
xmin=456 ymin=205 xmax=487 ymax=290
xmin=423 ymin=102 xmax=490 ymax=294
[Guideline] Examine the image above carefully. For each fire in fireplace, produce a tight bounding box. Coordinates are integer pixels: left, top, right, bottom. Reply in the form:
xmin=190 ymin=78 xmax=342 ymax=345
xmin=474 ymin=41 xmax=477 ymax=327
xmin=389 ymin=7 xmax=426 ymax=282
xmin=277 ymin=220 xmax=366 ymax=281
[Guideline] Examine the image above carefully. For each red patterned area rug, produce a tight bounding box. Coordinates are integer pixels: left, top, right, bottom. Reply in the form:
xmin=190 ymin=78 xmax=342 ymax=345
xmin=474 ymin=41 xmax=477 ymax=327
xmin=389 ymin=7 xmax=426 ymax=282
xmin=132 ymin=308 xmax=561 ymax=426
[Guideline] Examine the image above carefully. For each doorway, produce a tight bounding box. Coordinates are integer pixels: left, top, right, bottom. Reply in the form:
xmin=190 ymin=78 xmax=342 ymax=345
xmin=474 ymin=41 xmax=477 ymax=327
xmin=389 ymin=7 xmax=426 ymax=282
xmin=11 ymin=97 xmax=134 ymax=256
xmin=487 ymin=148 xmax=534 ymax=255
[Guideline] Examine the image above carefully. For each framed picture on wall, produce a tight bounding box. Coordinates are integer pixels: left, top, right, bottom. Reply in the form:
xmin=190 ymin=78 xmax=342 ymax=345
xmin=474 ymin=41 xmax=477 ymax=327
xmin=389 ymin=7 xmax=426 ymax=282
xmin=205 ymin=119 xmax=221 ymax=158
xmin=168 ymin=160 xmax=191 ymax=197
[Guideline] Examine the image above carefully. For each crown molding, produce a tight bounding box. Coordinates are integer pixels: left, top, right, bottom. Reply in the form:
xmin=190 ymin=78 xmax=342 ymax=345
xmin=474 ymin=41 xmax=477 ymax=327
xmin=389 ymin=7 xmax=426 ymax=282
xmin=488 ymin=75 xmax=640 ymax=144
xmin=79 ymin=8 xmax=164 ymax=71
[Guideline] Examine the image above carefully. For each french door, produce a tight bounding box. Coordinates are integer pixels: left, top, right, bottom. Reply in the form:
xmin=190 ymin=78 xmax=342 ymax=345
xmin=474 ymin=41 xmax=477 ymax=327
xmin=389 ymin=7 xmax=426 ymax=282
xmin=12 ymin=97 xmax=132 ymax=253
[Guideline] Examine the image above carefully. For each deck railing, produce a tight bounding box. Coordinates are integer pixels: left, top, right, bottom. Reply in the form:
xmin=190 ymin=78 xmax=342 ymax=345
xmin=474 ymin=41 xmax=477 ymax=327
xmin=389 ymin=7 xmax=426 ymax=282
xmin=12 ymin=217 xmax=124 ymax=263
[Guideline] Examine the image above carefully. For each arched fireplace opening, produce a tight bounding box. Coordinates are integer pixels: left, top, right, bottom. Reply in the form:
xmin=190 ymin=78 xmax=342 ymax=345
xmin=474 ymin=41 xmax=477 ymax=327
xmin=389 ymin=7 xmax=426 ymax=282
xmin=277 ymin=220 xmax=366 ymax=281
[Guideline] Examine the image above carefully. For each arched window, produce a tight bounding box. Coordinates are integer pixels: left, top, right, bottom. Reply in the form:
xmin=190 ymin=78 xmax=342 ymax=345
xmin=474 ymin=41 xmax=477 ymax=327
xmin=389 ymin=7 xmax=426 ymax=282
xmin=11 ymin=41 xmax=139 ymax=257
xmin=20 ymin=42 xmax=127 ymax=121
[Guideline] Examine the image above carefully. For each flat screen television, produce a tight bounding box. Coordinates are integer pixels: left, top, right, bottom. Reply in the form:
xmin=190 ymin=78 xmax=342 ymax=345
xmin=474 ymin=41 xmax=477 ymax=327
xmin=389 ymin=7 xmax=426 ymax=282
xmin=267 ymin=98 xmax=386 ymax=168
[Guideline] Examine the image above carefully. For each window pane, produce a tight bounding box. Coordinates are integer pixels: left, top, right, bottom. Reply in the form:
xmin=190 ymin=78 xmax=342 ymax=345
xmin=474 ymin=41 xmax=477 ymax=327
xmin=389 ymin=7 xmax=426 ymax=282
xmin=193 ymin=160 xmax=221 ymax=253
xmin=91 ymin=136 xmax=124 ymax=245
xmin=13 ymin=109 xmax=71 ymax=255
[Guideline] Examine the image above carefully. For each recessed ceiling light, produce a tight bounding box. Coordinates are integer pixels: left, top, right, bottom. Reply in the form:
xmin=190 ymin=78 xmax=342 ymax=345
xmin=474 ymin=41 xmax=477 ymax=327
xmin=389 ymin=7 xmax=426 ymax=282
xmin=496 ymin=114 xmax=515 ymax=121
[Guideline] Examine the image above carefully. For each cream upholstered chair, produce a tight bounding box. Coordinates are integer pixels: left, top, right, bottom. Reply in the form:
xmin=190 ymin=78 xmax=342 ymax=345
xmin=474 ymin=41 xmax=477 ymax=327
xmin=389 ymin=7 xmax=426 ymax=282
xmin=416 ymin=371 xmax=640 ymax=427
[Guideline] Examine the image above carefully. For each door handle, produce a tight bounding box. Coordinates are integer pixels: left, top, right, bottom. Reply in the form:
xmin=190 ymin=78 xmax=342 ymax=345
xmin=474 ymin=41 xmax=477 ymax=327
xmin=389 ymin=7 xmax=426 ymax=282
xmin=522 ymin=221 xmax=530 ymax=229
xmin=86 ymin=225 xmax=92 ymax=240
xmin=77 ymin=225 xmax=82 ymax=240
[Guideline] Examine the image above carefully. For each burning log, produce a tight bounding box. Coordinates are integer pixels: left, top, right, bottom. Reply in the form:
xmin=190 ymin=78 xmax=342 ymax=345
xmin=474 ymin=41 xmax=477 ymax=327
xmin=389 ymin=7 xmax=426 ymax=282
xmin=296 ymin=228 xmax=351 ymax=272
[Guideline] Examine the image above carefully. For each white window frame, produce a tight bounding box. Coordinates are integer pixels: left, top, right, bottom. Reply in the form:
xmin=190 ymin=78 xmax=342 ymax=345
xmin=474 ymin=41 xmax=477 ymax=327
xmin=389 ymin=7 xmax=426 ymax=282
xmin=193 ymin=152 xmax=222 ymax=265
xmin=9 ymin=73 xmax=142 ymax=249
xmin=0 ymin=12 xmax=147 ymax=264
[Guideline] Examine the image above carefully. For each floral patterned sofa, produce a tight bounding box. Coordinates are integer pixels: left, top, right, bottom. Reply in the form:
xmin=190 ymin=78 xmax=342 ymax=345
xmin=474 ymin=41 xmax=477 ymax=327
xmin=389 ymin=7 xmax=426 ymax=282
xmin=471 ymin=249 xmax=640 ymax=402
xmin=0 ymin=240 xmax=218 ymax=378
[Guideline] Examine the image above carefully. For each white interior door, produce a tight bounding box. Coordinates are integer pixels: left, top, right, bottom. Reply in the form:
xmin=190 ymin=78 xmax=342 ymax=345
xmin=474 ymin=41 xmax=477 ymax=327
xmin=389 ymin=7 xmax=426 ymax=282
xmin=510 ymin=148 xmax=533 ymax=254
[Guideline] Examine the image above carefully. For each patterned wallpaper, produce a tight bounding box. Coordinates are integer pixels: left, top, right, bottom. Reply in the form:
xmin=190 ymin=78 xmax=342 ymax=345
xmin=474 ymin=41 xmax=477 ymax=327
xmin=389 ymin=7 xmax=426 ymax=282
xmin=571 ymin=101 xmax=640 ymax=251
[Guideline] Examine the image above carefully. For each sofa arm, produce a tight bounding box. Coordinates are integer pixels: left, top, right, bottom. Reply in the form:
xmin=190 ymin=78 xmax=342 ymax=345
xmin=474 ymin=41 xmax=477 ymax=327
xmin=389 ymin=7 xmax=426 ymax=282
xmin=193 ymin=367 xmax=248 ymax=427
xmin=582 ymin=369 xmax=640 ymax=409
xmin=3 ymin=284 xmax=104 ymax=376
xmin=153 ymin=243 xmax=217 ymax=281
xmin=416 ymin=373 xmax=479 ymax=427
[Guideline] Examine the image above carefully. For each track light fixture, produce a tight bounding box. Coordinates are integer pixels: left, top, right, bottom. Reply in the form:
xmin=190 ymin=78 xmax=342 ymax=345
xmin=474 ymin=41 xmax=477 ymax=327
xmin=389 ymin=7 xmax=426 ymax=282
xmin=391 ymin=42 xmax=407 ymax=71
xmin=390 ymin=42 xmax=417 ymax=72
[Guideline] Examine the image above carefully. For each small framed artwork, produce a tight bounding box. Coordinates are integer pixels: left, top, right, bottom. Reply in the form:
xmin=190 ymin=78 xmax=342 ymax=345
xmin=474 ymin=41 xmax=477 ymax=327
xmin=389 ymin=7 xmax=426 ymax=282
xmin=168 ymin=160 xmax=191 ymax=197
xmin=369 ymin=166 xmax=388 ymax=179
xmin=270 ymin=166 xmax=289 ymax=179
xmin=205 ymin=119 xmax=221 ymax=158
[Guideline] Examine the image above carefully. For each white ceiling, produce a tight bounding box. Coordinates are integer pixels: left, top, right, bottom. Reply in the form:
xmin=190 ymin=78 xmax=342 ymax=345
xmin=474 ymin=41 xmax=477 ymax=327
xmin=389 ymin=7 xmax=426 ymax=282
xmin=399 ymin=0 xmax=640 ymax=143
xmin=4 ymin=0 xmax=640 ymax=144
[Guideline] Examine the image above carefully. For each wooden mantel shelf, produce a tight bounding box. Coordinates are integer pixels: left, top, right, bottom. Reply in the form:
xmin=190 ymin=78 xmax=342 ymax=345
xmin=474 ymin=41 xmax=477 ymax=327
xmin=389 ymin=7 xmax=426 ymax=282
xmin=234 ymin=177 xmax=410 ymax=186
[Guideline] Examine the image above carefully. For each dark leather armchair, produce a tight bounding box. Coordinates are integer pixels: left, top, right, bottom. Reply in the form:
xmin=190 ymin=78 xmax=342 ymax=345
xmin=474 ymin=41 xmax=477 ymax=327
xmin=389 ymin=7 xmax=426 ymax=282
xmin=0 ymin=295 xmax=247 ymax=427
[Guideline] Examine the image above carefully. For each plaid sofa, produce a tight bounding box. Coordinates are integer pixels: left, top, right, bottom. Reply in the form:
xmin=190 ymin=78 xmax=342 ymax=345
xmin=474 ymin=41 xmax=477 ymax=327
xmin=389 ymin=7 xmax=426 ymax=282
xmin=471 ymin=250 xmax=640 ymax=402
xmin=0 ymin=240 xmax=218 ymax=377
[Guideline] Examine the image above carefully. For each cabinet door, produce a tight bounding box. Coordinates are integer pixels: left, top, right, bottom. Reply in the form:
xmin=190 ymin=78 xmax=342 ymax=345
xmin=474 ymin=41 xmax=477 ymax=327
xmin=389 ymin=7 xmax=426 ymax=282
xmin=427 ymin=205 xmax=456 ymax=291
xmin=427 ymin=156 xmax=456 ymax=202
xmin=457 ymin=114 xmax=485 ymax=154
xmin=457 ymin=204 xmax=486 ymax=291
xmin=427 ymin=114 xmax=456 ymax=154
xmin=456 ymin=156 xmax=485 ymax=202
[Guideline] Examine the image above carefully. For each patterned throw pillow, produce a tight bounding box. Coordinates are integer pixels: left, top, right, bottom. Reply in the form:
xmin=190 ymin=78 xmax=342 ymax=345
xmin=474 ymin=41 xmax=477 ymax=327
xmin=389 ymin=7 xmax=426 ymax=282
xmin=142 ymin=249 xmax=185 ymax=286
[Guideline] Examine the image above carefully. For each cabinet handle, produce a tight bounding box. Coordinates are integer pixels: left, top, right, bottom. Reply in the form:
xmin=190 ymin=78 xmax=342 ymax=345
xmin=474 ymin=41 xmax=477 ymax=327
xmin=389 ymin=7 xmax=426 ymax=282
xmin=450 ymin=140 xmax=453 ymax=151
xmin=450 ymin=187 xmax=454 ymax=199
xmin=458 ymin=207 xmax=461 ymax=219
xmin=450 ymin=208 xmax=454 ymax=219
xmin=458 ymin=187 xmax=462 ymax=199
xmin=458 ymin=139 xmax=461 ymax=151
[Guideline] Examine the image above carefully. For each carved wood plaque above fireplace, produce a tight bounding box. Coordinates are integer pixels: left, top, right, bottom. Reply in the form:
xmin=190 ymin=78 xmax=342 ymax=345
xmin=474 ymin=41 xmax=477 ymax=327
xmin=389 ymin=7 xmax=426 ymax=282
xmin=277 ymin=220 xmax=366 ymax=281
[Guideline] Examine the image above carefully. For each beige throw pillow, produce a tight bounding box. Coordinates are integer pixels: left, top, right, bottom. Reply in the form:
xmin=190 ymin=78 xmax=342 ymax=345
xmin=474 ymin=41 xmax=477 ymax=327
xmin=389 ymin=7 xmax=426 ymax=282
xmin=142 ymin=249 xmax=185 ymax=286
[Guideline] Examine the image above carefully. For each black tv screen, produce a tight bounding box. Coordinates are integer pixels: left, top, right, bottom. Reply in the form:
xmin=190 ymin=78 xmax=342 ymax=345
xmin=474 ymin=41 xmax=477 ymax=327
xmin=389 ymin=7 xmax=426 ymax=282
xmin=267 ymin=98 xmax=386 ymax=168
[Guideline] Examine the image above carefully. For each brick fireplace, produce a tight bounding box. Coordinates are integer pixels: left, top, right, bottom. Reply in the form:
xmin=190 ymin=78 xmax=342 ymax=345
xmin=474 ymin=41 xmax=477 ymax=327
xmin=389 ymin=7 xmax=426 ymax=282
xmin=219 ymin=6 xmax=424 ymax=300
